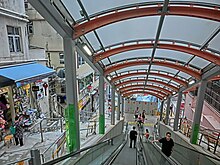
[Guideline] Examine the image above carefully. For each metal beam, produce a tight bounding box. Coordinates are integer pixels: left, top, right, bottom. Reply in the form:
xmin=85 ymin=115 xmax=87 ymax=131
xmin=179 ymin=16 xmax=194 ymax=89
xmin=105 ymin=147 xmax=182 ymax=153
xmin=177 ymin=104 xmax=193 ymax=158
xmin=73 ymin=4 xmax=220 ymax=38
xmin=115 ymin=79 xmax=179 ymax=91
xmin=145 ymin=0 xmax=169 ymax=87
xmin=202 ymin=66 xmax=220 ymax=80
xmin=104 ymin=60 xmax=201 ymax=79
xmin=111 ymin=72 xmax=187 ymax=86
xmin=94 ymin=43 xmax=220 ymax=65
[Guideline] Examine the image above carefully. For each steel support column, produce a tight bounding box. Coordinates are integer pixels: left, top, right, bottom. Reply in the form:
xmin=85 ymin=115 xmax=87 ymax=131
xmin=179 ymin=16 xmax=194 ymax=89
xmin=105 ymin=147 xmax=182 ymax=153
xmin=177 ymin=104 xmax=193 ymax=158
xmin=165 ymin=96 xmax=171 ymax=125
xmin=121 ymin=97 xmax=125 ymax=118
xmin=190 ymin=80 xmax=208 ymax=144
xmin=173 ymin=91 xmax=183 ymax=131
xmin=111 ymin=87 xmax=115 ymax=125
xmin=99 ymin=74 xmax=105 ymax=134
xmin=159 ymin=100 xmax=164 ymax=121
xmin=117 ymin=94 xmax=121 ymax=120
xmin=64 ymin=38 xmax=80 ymax=152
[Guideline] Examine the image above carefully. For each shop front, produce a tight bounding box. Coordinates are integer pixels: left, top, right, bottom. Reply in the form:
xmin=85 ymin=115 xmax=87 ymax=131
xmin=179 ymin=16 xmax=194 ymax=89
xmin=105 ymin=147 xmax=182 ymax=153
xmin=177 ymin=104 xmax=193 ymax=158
xmin=0 ymin=62 xmax=55 ymax=135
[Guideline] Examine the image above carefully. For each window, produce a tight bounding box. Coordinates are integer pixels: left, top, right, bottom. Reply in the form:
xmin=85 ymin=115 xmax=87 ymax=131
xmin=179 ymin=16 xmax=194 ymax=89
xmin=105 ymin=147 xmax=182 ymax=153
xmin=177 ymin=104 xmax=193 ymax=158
xmin=59 ymin=53 xmax=64 ymax=64
xmin=7 ymin=26 xmax=21 ymax=52
xmin=78 ymin=55 xmax=85 ymax=65
xmin=28 ymin=21 xmax=33 ymax=34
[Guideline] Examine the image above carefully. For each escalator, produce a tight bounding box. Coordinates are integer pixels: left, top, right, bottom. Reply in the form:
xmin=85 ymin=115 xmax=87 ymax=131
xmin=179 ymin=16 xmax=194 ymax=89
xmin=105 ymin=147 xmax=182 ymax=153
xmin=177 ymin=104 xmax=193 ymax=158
xmin=103 ymin=134 xmax=180 ymax=165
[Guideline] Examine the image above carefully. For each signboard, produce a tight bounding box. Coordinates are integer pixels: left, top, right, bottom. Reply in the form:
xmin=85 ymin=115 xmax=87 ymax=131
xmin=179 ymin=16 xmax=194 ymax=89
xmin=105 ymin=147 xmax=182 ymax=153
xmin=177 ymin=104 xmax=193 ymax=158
xmin=32 ymin=86 xmax=39 ymax=91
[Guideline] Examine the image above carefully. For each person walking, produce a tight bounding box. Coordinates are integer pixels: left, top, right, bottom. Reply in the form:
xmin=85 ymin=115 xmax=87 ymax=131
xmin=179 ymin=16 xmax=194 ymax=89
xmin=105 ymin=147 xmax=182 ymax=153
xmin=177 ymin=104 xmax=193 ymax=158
xmin=129 ymin=126 xmax=137 ymax=148
xmin=144 ymin=129 xmax=150 ymax=142
xmin=152 ymin=132 xmax=174 ymax=157
xmin=14 ymin=116 xmax=24 ymax=146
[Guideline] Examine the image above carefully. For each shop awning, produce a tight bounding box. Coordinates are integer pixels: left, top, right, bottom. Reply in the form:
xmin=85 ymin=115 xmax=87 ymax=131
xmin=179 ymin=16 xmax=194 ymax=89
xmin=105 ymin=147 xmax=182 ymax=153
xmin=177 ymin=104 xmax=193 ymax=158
xmin=0 ymin=75 xmax=14 ymax=88
xmin=0 ymin=63 xmax=55 ymax=87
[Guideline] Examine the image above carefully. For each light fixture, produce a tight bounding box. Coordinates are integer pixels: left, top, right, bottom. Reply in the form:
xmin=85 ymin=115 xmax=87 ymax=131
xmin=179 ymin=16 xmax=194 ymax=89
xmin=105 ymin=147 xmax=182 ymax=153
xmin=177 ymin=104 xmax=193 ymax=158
xmin=172 ymin=91 xmax=176 ymax=95
xmin=107 ymin=76 xmax=111 ymax=81
xmin=164 ymin=97 xmax=167 ymax=100
xmin=83 ymin=44 xmax=92 ymax=56
xmin=189 ymin=80 xmax=195 ymax=85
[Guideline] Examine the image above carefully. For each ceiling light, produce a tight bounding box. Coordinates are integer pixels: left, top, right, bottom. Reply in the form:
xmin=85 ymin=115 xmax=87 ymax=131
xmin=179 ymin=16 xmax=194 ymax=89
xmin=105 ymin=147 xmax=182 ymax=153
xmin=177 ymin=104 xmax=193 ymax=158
xmin=172 ymin=91 xmax=176 ymax=95
xmin=164 ymin=97 xmax=167 ymax=100
xmin=189 ymin=80 xmax=195 ymax=85
xmin=83 ymin=44 xmax=92 ymax=56
xmin=107 ymin=76 xmax=111 ymax=81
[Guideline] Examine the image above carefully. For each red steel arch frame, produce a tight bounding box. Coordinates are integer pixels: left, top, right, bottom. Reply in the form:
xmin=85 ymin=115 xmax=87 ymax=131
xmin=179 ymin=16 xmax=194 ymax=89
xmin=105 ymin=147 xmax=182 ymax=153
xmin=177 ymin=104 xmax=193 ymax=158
xmin=111 ymin=71 xmax=187 ymax=86
xmin=94 ymin=43 xmax=220 ymax=65
xmin=122 ymin=91 xmax=164 ymax=100
xmin=120 ymin=87 xmax=167 ymax=97
xmin=118 ymin=84 xmax=172 ymax=95
xmin=73 ymin=5 xmax=220 ymax=39
xmin=105 ymin=60 xmax=201 ymax=79
xmin=115 ymin=79 xmax=179 ymax=92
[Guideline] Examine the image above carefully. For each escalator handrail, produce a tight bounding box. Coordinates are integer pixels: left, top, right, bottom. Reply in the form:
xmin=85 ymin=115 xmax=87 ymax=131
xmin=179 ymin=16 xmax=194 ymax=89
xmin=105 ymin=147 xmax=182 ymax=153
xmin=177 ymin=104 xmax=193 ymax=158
xmin=174 ymin=142 xmax=220 ymax=162
xmin=102 ymin=126 xmax=129 ymax=165
xmin=140 ymin=136 xmax=178 ymax=165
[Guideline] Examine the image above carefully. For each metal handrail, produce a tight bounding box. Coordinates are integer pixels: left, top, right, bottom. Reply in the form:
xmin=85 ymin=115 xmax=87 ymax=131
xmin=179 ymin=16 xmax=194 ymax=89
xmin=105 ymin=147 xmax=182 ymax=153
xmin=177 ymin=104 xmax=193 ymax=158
xmin=142 ymin=136 xmax=178 ymax=165
xmin=4 ymin=157 xmax=31 ymax=165
xmin=42 ymin=133 xmax=123 ymax=165
xmin=174 ymin=142 xmax=220 ymax=162
xmin=41 ymin=131 xmax=66 ymax=162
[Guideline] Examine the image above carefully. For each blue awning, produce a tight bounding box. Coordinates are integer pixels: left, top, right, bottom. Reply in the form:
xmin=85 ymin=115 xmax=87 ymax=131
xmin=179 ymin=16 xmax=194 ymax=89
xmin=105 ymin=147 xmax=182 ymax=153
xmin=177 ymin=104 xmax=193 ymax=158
xmin=0 ymin=63 xmax=55 ymax=87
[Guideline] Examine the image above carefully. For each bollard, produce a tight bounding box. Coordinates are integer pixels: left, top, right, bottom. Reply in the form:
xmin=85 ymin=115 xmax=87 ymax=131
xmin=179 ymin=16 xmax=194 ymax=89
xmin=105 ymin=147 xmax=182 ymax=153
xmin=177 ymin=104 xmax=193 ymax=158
xmin=60 ymin=118 xmax=63 ymax=133
xmin=29 ymin=149 xmax=41 ymax=165
xmin=40 ymin=120 xmax=44 ymax=142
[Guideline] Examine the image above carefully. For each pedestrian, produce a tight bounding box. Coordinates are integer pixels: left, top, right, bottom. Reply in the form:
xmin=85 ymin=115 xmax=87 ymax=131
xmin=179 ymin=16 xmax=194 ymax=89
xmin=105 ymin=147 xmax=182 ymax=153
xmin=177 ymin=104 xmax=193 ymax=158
xmin=129 ymin=126 xmax=137 ymax=148
xmin=14 ymin=116 xmax=24 ymax=146
xmin=141 ymin=111 xmax=146 ymax=123
xmin=0 ymin=101 xmax=7 ymax=120
xmin=152 ymin=132 xmax=174 ymax=157
xmin=144 ymin=129 xmax=150 ymax=142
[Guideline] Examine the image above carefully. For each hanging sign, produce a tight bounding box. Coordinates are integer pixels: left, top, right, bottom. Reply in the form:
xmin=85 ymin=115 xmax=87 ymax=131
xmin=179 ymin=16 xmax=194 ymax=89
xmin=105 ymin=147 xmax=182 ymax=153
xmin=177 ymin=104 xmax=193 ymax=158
xmin=32 ymin=86 xmax=39 ymax=91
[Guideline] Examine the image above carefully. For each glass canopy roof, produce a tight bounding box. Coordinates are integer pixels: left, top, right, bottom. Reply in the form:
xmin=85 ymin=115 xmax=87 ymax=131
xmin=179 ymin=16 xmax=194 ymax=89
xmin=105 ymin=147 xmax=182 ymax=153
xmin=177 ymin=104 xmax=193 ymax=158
xmin=35 ymin=0 xmax=220 ymax=99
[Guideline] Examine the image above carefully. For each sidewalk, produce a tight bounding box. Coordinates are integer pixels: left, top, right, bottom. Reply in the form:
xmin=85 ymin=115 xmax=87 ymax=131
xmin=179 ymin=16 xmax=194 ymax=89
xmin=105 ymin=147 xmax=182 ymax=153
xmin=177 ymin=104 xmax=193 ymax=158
xmin=0 ymin=110 xmax=113 ymax=164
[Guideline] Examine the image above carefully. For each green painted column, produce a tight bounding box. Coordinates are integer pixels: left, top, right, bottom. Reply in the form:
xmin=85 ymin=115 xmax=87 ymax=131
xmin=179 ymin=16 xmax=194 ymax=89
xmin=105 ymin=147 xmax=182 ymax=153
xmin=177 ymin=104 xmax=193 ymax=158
xmin=190 ymin=80 xmax=207 ymax=144
xmin=99 ymin=75 xmax=105 ymax=134
xmin=165 ymin=96 xmax=171 ymax=125
xmin=64 ymin=38 xmax=80 ymax=152
xmin=111 ymin=87 xmax=115 ymax=125
xmin=159 ymin=100 xmax=164 ymax=121
xmin=174 ymin=91 xmax=183 ymax=131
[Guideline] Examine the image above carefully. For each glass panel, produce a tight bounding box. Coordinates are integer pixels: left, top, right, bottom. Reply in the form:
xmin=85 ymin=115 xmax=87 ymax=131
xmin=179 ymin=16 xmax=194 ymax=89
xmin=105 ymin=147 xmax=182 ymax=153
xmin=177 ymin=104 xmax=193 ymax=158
xmin=189 ymin=57 xmax=211 ymax=69
xmin=154 ymin=49 xmax=193 ymax=63
xmin=7 ymin=26 xmax=14 ymax=35
xmin=85 ymin=32 xmax=102 ymax=51
xmin=161 ymin=16 xmax=219 ymax=45
xmin=97 ymin=17 xmax=160 ymax=46
xmin=15 ymin=27 xmax=20 ymax=35
xmin=8 ymin=36 xmax=14 ymax=52
xmin=116 ymin=65 xmax=149 ymax=74
xmin=15 ymin=36 xmax=21 ymax=52
xmin=209 ymin=33 xmax=220 ymax=51
xmin=150 ymin=66 xmax=178 ymax=75
xmin=109 ymin=50 xmax=152 ymax=63
xmin=178 ymin=72 xmax=191 ymax=80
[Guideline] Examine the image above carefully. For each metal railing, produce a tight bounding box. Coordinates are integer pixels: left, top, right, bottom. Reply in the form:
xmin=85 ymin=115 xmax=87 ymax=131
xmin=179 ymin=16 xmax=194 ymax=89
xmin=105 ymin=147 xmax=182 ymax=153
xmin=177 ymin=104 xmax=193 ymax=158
xmin=167 ymin=118 xmax=220 ymax=156
xmin=41 ymin=134 xmax=124 ymax=165
xmin=41 ymin=131 xmax=66 ymax=163
xmin=5 ymin=157 xmax=31 ymax=165
xmin=27 ymin=117 xmax=64 ymax=143
xmin=141 ymin=136 xmax=178 ymax=165
xmin=205 ymin=87 xmax=220 ymax=113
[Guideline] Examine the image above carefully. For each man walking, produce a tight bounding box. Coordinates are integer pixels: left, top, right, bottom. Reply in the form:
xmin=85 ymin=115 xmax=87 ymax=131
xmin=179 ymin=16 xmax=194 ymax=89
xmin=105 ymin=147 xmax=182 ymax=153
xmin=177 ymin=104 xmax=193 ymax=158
xmin=152 ymin=132 xmax=174 ymax=157
xmin=129 ymin=126 xmax=137 ymax=148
